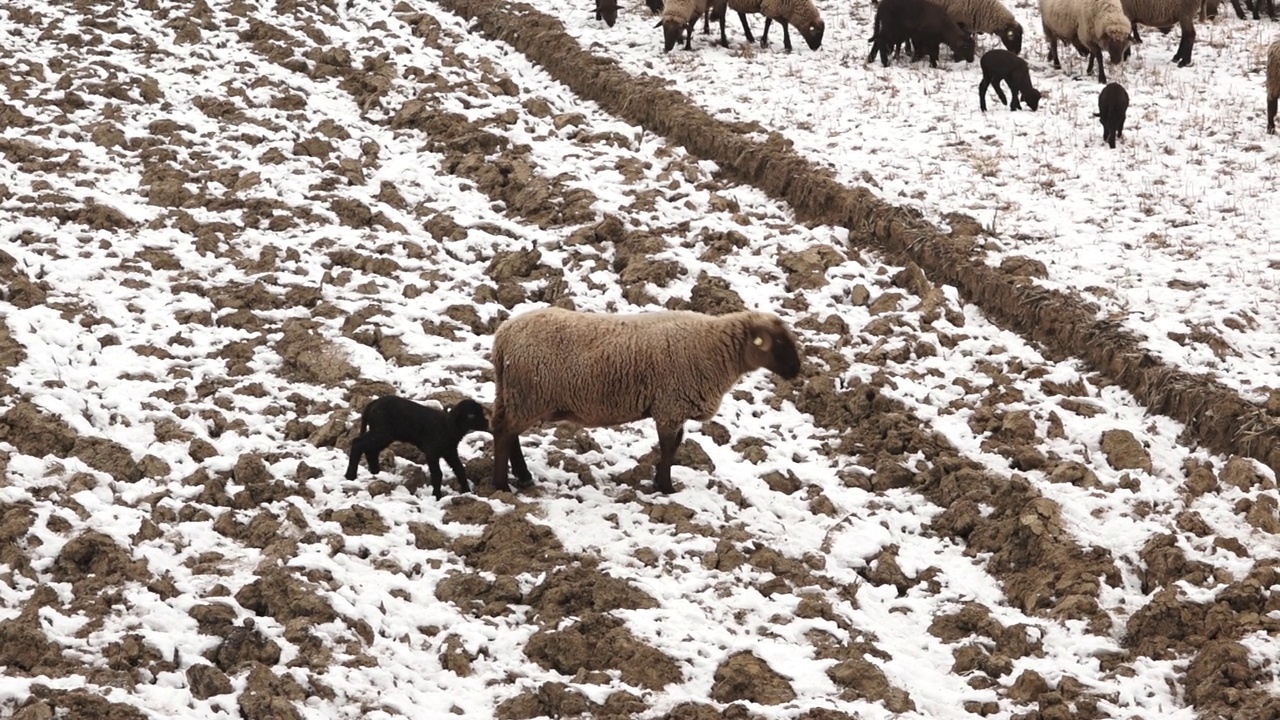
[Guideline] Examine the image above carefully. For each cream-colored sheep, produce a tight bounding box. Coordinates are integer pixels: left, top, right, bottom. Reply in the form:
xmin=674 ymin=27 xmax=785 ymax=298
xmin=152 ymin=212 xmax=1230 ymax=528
xmin=488 ymin=307 xmax=803 ymax=494
xmin=713 ymin=0 xmax=825 ymax=52
xmin=659 ymin=0 xmax=713 ymax=52
xmin=1119 ymin=0 xmax=1198 ymax=67
xmin=1040 ymin=0 xmax=1132 ymax=83
xmin=1268 ymin=40 xmax=1280 ymax=134
xmin=932 ymin=0 xmax=1023 ymax=54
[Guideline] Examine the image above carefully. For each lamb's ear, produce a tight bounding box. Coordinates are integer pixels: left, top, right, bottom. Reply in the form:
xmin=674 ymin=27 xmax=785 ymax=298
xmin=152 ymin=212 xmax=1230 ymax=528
xmin=655 ymin=19 xmax=663 ymax=27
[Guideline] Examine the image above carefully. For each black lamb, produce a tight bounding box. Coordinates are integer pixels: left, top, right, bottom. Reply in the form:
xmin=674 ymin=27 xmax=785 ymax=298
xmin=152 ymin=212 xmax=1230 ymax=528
xmin=344 ymin=396 xmax=490 ymax=499
xmin=867 ymin=0 xmax=976 ymax=69
xmin=594 ymin=0 xmax=618 ymax=26
xmin=978 ymin=49 xmax=1042 ymax=112
xmin=1096 ymin=82 xmax=1129 ymax=148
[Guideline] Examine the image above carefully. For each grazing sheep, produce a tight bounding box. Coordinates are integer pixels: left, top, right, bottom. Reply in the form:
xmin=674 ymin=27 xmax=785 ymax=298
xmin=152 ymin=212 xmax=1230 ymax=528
xmin=1096 ymin=81 xmax=1129 ymax=147
xmin=932 ymin=0 xmax=1024 ymax=54
xmin=1269 ymin=40 xmax=1280 ymax=134
xmin=1040 ymin=0 xmax=1131 ymax=83
xmin=345 ymin=396 xmax=490 ymax=499
xmin=488 ymin=307 xmax=803 ymax=495
xmin=659 ymin=0 xmax=713 ymax=51
xmin=1225 ymin=0 xmax=1274 ymax=19
xmin=712 ymin=0 xmax=825 ymax=51
xmin=594 ymin=0 xmax=618 ymax=25
xmin=1119 ymin=0 xmax=1198 ymax=66
xmin=867 ymin=0 xmax=977 ymax=68
xmin=979 ymin=49 xmax=1043 ymax=111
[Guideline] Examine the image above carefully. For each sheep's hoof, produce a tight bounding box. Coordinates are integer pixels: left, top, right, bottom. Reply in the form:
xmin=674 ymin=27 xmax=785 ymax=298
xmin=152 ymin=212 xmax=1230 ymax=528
xmin=515 ymin=476 xmax=536 ymax=489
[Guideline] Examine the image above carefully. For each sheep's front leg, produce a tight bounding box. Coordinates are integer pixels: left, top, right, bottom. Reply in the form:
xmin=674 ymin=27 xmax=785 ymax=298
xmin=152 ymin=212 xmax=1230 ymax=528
xmin=653 ymin=422 xmax=684 ymax=494
xmin=1172 ymin=25 xmax=1194 ymax=66
xmin=780 ymin=20 xmax=793 ymax=52
xmin=737 ymin=11 xmax=755 ymax=42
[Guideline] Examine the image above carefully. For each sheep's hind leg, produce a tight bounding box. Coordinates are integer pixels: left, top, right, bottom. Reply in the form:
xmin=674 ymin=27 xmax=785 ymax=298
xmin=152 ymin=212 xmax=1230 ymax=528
xmin=653 ymin=422 xmax=685 ymax=494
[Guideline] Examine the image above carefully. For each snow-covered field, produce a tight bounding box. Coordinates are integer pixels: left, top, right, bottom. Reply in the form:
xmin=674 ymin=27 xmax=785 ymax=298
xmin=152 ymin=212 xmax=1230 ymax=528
xmin=0 ymin=0 xmax=1278 ymax=719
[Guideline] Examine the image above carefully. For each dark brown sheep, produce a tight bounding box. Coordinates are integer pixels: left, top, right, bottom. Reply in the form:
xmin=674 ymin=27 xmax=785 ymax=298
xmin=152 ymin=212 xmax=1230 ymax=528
xmin=979 ymin=49 xmax=1043 ymax=111
xmin=867 ymin=0 xmax=976 ymax=68
xmin=1096 ymin=82 xmax=1129 ymax=147
xmin=344 ymin=396 xmax=489 ymax=499
xmin=488 ymin=308 xmax=802 ymax=495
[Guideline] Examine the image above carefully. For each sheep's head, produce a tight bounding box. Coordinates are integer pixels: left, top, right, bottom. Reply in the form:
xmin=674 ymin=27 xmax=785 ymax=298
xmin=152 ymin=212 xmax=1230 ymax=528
xmin=799 ymin=18 xmax=825 ymax=50
xmin=949 ymin=27 xmax=977 ymax=64
xmin=744 ymin=314 xmax=802 ymax=380
xmin=595 ymin=0 xmax=619 ymax=26
xmin=1102 ymin=29 xmax=1130 ymax=64
xmin=659 ymin=17 xmax=684 ymax=53
xmin=450 ymin=399 xmax=490 ymax=435
xmin=646 ymin=0 xmax=665 ymax=13
xmin=999 ymin=22 xmax=1023 ymax=55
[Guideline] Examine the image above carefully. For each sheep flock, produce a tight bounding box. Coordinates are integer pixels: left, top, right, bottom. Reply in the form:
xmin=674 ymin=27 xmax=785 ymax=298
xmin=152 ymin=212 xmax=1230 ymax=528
xmin=610 ymin=0 xmax=1280 ymax=139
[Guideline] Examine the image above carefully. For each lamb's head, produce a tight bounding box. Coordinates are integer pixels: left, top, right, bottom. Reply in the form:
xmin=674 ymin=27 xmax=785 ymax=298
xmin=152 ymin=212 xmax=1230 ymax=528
xmin=1023 ymin=87 xmax=1042 ymax=111
xmin=742 ymin=313 xmax=802 ymax=380
xmin=998 ymin=21 xmax=1023 ymax=55
xmin=659 ymin=17 xmax=685 ymax=52
xmin=798 ymin=18 xmax=825 ymax=50
xmin=595 ymin=0 xmax=619 ymax=26
xmin=449 ymin=399 xmax=490 ymax=435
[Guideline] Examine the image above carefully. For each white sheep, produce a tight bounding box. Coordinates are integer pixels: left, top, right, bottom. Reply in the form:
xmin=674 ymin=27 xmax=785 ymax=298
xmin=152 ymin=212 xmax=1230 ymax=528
xmin=659 ymin=0 xmax=714 ymax=52
xmin=1119 ymin=0 xmax=1198 ymax=67
xmin=1040 ymin=0 xmax=1132 ymax=83
xmin=1268 ymin=40 xmax=1280 ymax=134
xmin=487 ymin=307 xmax=803 ymax=495
xmin=931 ymin=0 xmax=1024 ymax=54
xmin=712 ymin=0 xmax=826 ymax=52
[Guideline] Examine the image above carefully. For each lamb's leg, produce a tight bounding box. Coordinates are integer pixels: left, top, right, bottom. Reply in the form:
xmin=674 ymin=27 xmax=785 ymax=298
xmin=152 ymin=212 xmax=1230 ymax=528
xmin=653 ymin=422 xmax=685 ymax=494
xmin=354 ymin=432 xmax=391 ymax=477
xmin=345 ymin=436 xmax=368 ymax=480
xmin=979 ymin=76 xmax=990 ymax=112
xmin=992 ymin=79 xmax=1009 ymax=105
xmin=1268 ymin=96 xmax=1277 ymax=134
xmin=1230 ymin=0 xmax=1248 ymax=17
xmin=426 ymin=456 xmax=446 ymax=500
xmin=1009 ymin=87 xmax=1021 ymax=111
xmin=738 ymin=11 xmax=755 ymax=42
xmin=442 ymin=447 xmax=471 ymax=494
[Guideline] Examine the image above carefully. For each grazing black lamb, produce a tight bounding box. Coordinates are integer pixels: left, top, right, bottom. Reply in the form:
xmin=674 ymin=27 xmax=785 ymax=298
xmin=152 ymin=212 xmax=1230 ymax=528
xmin=594 ymin=0 xmax=619 ymax=25
xmin=867 ymin=0 xmax=976 ymax=69
xmin=978 ymin=49 xmax=1043 ymax=111
xmin=344 ymin=396 xmax=490 ymax=499
xmin=1096 ymin=82 xmax=1129 ymax=147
